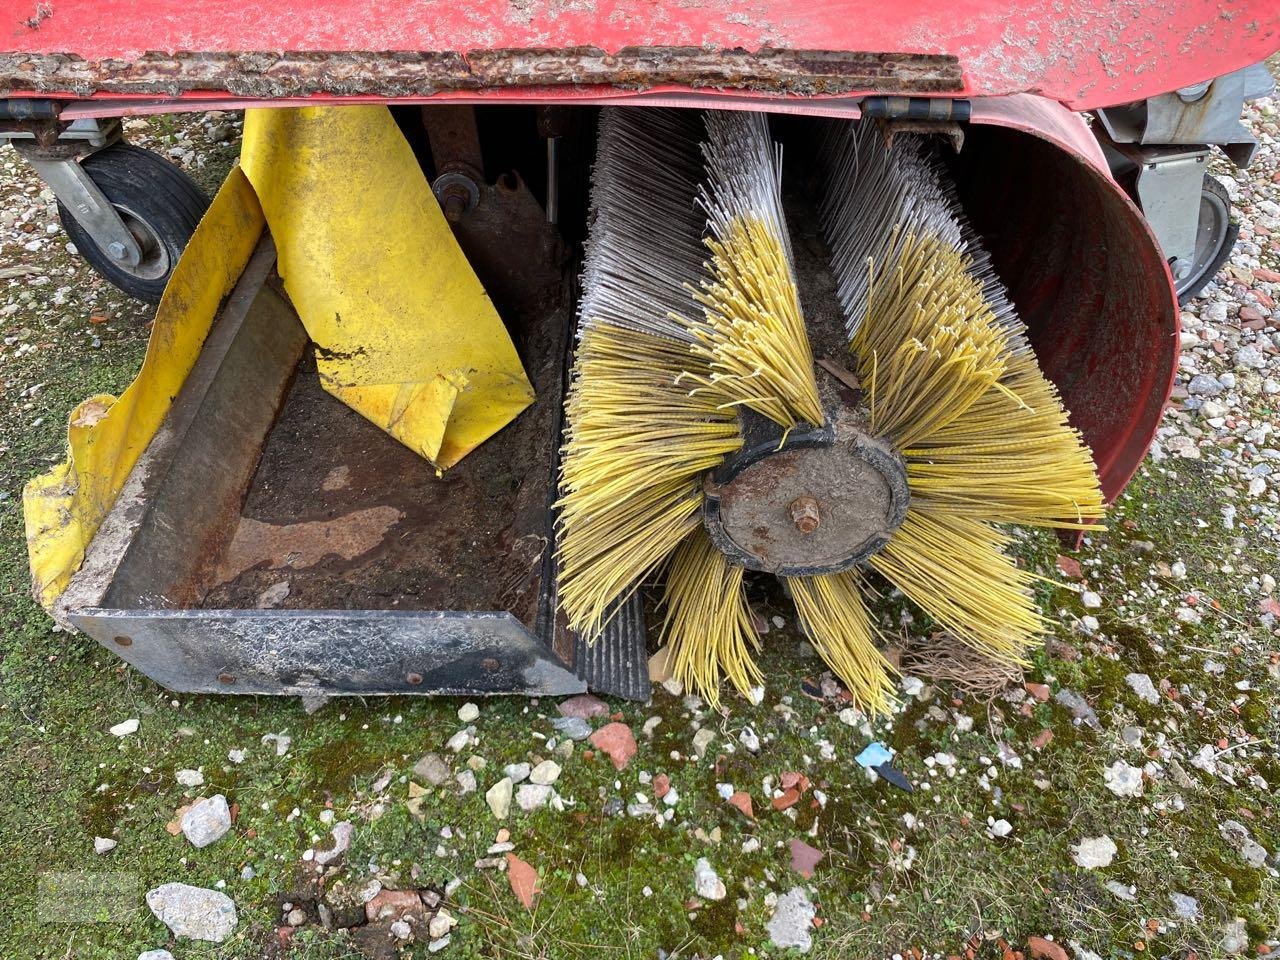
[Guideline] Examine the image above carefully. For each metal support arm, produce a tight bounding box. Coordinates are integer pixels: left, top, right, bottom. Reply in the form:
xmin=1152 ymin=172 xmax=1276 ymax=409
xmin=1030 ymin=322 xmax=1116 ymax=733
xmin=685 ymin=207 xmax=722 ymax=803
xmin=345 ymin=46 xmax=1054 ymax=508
xmin=12 ymin=144 xmax=145 ymax=269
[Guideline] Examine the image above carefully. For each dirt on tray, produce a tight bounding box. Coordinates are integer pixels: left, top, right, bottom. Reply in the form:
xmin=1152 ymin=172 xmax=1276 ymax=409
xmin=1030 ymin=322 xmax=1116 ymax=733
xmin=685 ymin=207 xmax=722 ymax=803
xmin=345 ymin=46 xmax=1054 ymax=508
xmin=199 ymin=303 xmax=568 ymax=626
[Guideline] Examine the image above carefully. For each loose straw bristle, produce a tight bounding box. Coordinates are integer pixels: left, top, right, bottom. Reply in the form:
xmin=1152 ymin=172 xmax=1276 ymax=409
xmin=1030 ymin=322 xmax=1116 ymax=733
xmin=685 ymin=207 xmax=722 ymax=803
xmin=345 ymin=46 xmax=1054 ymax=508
xmin=868 ymin=512 xmax=1042 ymax=661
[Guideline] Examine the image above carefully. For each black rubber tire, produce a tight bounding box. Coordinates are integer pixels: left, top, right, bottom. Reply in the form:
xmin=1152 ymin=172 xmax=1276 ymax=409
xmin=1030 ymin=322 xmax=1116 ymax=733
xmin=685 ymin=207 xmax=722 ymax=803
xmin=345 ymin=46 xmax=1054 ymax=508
xmin=57 ymin=143 xmax=210 ymax=303
xmin=1176 ymin=174 xmax=1238 ymax=306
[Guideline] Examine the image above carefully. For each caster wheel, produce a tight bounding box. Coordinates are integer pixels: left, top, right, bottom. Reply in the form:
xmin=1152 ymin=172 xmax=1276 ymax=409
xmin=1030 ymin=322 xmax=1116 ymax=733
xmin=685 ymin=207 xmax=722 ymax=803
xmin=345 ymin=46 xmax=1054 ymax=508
xmin=1174 ymin=174 xmax=1238 ymax=305
xmin=57 ymin=144 xmax=210 ymax=303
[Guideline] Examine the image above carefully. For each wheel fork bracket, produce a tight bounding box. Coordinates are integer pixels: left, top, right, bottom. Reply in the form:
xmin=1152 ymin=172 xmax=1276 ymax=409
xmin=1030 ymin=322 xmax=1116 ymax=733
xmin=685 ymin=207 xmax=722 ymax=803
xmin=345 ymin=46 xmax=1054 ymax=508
xmin=12 ymin=143 xmax=145 ymax=269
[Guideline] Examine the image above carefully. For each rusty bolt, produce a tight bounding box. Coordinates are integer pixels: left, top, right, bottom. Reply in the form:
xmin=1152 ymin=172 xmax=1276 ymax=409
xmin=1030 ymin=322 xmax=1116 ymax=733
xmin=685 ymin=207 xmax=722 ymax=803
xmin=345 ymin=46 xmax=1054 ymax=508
xmin=217 ymin=673 xmax=236 ymax=685
xmin=112 ymin=635 xmax=133 ymax=647
xmin=482 ymin=657 xmax=502 ymax=674
xmin=406 ymin=672 xmax=423 ymax=685
xmin=441 ymin=186 xmax=470 ymax=223
xmin=790 ymin=496 xmax=821 ymax=534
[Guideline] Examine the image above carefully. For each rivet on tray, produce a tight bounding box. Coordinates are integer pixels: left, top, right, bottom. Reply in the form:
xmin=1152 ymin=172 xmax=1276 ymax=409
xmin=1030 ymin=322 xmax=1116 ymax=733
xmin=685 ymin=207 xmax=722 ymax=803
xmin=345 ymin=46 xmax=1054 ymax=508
xmin=406 ymin=673 xmax=423 ymax=685
xmin=217 ymin=673 xmax=236 ymax=685
xmin=482 ymin=657 xmax=502 ymax=673
xmin=112 ymin=635 xmax=133 ymax=647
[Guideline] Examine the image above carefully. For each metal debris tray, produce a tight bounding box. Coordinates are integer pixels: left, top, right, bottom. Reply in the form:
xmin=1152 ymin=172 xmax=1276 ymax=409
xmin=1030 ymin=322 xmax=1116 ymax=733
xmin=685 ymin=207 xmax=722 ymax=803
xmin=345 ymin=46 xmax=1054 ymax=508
xmin=55 ymin=236 xmax=649 ymax=701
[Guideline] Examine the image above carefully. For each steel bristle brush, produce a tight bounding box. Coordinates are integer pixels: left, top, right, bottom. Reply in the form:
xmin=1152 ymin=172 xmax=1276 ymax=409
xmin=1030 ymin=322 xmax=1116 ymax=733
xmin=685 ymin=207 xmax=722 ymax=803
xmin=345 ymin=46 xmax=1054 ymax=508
xmin=557 ymin=108 xmax=1104 ymax=712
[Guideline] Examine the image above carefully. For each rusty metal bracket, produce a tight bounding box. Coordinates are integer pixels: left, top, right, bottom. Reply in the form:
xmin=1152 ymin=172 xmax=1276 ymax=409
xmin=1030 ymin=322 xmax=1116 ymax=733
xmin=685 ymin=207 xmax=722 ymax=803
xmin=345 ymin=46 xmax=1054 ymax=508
xmin=863 ymin=96 xmax=969 ymax=152
xmin=422 ymin=105 xmax=564 ymax=316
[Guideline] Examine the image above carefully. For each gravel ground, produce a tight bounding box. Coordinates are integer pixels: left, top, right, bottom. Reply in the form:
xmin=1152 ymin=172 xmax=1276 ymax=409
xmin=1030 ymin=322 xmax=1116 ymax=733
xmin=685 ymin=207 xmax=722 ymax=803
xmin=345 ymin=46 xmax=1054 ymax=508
xmin=1156 ymin=93 xmax=1280 ymax=557
xmin=0 ymin=92 xmax=1278 ymax=960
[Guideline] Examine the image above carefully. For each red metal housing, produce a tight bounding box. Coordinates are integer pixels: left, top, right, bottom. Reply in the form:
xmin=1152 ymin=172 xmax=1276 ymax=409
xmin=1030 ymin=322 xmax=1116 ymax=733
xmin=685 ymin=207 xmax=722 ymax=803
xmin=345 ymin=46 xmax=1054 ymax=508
xmin=2 ymin=0 xmax=1277 ymax=110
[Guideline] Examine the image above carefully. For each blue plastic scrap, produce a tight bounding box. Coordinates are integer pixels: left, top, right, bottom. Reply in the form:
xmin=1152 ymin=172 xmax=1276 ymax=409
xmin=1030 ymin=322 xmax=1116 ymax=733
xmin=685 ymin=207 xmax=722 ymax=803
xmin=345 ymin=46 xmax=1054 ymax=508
xmin=855 ymin=741 xmax=894 ymax=769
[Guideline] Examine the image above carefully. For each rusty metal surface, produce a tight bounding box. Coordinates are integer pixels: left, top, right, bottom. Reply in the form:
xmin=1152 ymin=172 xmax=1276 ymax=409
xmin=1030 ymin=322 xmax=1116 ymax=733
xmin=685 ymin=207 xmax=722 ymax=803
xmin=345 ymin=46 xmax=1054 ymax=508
xmin=446 ymin=173 xmax=564 ymax=321
xmin=0 ymin=48 xmax=961 ymax=99
xmin=2 ymin=0 xmax=1277 ymax=110
xmin=704 ymin=410 xmax=909 ymax=577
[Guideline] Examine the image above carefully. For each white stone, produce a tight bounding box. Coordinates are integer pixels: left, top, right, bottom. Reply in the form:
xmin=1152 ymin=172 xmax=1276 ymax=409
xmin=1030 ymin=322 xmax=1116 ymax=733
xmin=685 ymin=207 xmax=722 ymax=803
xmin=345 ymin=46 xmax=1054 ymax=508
xmin=1104 ymin=761 xmax=1144 ymax=798
xmin=314 ymin=821 xmax=354 ymax=866
xmin=94 ymin=836 xmax=117 ymax=854
xmin=503 ymin=762 xmax=531 ymax=784
xmin=1170 ymin=892 xmax=1201 ymax=920
xmin=1105 ymin=880 xmax=1137 ymax=902
xmin=445 ymin=729 xmax=471 ymax=753
xmin=1071 ymin=835 xmax=1117 ymax=869
xmin=837 ymin=707 xmax=861 ymax=727
xmin=691 ymin=728 xmax=716 ymax=759
xmin=693 ymin=858 xmax=726 ymax=900
xmin=146 ymin=883 xmax=238 ymax=942
xmin=529 ymin=760 xmax=561 ymax=785
xmin=458 ymin=702 xmax=480 ymax=723
xmin=767 ymin=888 xmax=816 ymax=953
xmin=261 ymin=732 xmax=291 ymax=756
xmin=138 ymin=952 xmax=176 ymax=960
xmin=485 ymin=778 xmax=513 ymax=819
xmin=1221 ymin=919 xmax=1249 ymax=955
xmin=390 ymin=919 xmax=411 ymax=939
xmin=1125 ymin=673 xmax=1160 ymax=706
xmin=181 ymin=795 xmax=232 ymax=848
xmin=110 ymin=718 xmax=139 ymax=737
xmin=1200 ymin=399 xmax=1228 ymax=419
xmin=1081 ymin=591 xmax=1102 ymax=609
xmin=516 ymin=783 xmax=552 ymax=812
xmin=176 ymin=769 xmax=204 ymax=787
xmin=428 ymin=909 xmax=457 ymax=939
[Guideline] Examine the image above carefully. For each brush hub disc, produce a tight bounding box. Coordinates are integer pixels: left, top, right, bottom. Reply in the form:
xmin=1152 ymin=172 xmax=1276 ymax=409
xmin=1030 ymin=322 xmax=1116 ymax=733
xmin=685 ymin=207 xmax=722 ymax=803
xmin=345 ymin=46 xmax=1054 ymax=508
xmin=702 ymin=413 xmax=909 ymax=577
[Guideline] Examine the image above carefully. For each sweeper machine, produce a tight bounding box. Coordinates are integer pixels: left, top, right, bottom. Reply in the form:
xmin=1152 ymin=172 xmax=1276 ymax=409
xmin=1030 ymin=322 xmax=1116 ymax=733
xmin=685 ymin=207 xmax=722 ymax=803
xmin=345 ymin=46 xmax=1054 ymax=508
xmin=3 ymin=3 xmax=1278 ymax=708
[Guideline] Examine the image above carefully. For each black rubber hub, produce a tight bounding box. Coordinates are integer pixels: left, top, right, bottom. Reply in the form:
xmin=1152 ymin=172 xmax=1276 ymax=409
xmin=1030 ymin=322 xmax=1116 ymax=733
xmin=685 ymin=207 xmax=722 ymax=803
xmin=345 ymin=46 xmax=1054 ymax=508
xmin=702 ymin=406 xmax=909 ymax=577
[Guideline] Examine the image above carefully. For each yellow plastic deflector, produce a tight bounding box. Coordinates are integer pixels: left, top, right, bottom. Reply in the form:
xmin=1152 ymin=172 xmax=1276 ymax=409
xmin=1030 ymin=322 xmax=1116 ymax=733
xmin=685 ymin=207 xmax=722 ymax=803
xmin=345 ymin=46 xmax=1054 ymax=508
xmin=239 ymin=106 xmax=535 ymax=468
xmin=24 ymin=169 xmax=265 ymax=609
xmin=26 ymin=105 xmax=536 ymax=610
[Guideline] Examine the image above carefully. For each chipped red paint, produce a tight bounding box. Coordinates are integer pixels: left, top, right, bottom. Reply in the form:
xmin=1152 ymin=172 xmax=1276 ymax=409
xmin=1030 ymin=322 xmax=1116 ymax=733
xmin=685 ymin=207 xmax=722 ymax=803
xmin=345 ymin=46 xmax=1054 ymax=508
xmin=2 ymin=0 xmax=1277 ymax=110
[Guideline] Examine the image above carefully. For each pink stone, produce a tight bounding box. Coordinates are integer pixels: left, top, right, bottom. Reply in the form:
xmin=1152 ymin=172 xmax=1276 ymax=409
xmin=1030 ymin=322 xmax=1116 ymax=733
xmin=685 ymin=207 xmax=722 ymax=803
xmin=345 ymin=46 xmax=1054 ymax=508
xmin=559 ymin=694 xmax=610 ymax=719
xmin=507 ymin=854 xmax=539 ymax=910
xmin=588 ymin=722 xmax=637 ymax=770
xmin=728 ymin=791 xmax=755 ymax=819
xmin=788 ymin=838 xmax=824 ymax=878
xmin=365 ymin=889 xmax=427 ymax=924
xmin=653 ymin=773 xmax=670 ymax=799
